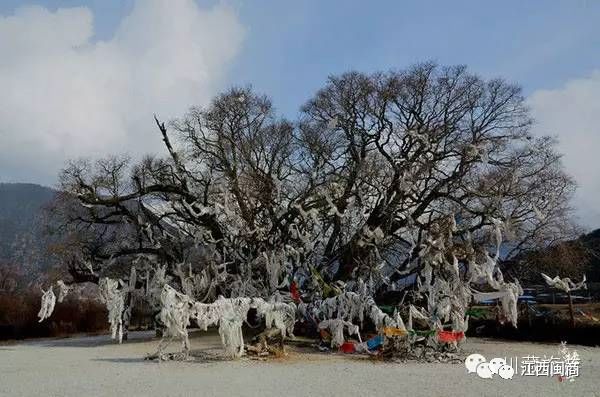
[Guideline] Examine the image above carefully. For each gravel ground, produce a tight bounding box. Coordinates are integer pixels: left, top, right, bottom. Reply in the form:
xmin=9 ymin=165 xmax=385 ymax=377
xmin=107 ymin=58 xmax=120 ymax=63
xmin=1 ymin=331 xmax=599 ymax=397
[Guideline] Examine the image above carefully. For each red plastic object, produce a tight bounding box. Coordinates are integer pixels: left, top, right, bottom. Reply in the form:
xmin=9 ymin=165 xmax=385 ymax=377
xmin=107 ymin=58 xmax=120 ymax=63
xmin=437 ymin=330 xmax=465 ymax=343
xmin=340 ymin=341 xmax=356 ymax=353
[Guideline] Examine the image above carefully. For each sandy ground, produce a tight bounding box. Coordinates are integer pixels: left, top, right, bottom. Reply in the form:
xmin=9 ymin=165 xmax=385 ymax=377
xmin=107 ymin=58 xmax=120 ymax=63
xmin=1 ymin=331 xmax=599 ymax=397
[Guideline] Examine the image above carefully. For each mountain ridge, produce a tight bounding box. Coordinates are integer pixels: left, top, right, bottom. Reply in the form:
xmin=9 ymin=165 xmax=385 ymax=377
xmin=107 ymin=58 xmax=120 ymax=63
xmin=0 ymin=183 xmax=56 ymax=270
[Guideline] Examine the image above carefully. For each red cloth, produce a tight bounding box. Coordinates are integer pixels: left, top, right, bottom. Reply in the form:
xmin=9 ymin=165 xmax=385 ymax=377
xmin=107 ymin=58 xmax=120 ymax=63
xmin=437 ymin=330 xmax=465 ymax=343
xmin=340 ymin=341 xmax=355 ymax=353
xmin=290 ymin=281 xmax=301 ymax=302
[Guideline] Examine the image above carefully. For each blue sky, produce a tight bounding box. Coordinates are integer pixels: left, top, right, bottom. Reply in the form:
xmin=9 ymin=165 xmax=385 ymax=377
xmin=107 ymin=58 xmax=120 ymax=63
xmin=1 ymin=0 xmax=599 ymax=226
xmin=3 ymin=0 xmax=599 ymax=114
xmin=230 ymin=0 xmax=600 ymax=115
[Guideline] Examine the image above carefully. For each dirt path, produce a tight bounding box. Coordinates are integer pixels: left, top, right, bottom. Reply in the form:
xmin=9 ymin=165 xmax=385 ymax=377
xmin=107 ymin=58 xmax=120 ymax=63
xmin=1 ymin=331 xmax=599 ymax=396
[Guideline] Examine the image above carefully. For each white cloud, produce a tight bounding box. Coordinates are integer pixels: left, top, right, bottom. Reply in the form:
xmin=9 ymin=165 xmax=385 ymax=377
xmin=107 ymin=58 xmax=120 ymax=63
xmin=0 ymin=1 xmax=244 ymax=185
xmin=529 ymin=71 xmax=600 ymax=229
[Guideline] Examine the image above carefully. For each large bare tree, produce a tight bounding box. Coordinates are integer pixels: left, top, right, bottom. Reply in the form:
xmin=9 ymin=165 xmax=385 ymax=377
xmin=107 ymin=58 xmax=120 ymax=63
xmin=49 ymin=63 xmax=576 ymax=337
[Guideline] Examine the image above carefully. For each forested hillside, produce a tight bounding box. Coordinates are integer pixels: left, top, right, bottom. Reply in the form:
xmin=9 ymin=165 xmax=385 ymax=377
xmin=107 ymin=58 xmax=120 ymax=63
xmin=0 ymin=183 xmax=56 ymax=272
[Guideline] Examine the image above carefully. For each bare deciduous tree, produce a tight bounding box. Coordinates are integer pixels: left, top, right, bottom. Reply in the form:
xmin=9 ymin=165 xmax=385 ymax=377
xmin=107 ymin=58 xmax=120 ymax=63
xmin=49 ymin=63 xmax=577 ymax=338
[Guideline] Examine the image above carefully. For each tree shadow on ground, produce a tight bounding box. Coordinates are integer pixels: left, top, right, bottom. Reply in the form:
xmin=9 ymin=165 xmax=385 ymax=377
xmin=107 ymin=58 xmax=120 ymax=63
xmin=94 ymin=348 xmax=229 ymax=365
xmin=26 ymin=331 xmax=157 ymax=348
xmin=92 ymin=357 xmax=147 ymax=364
